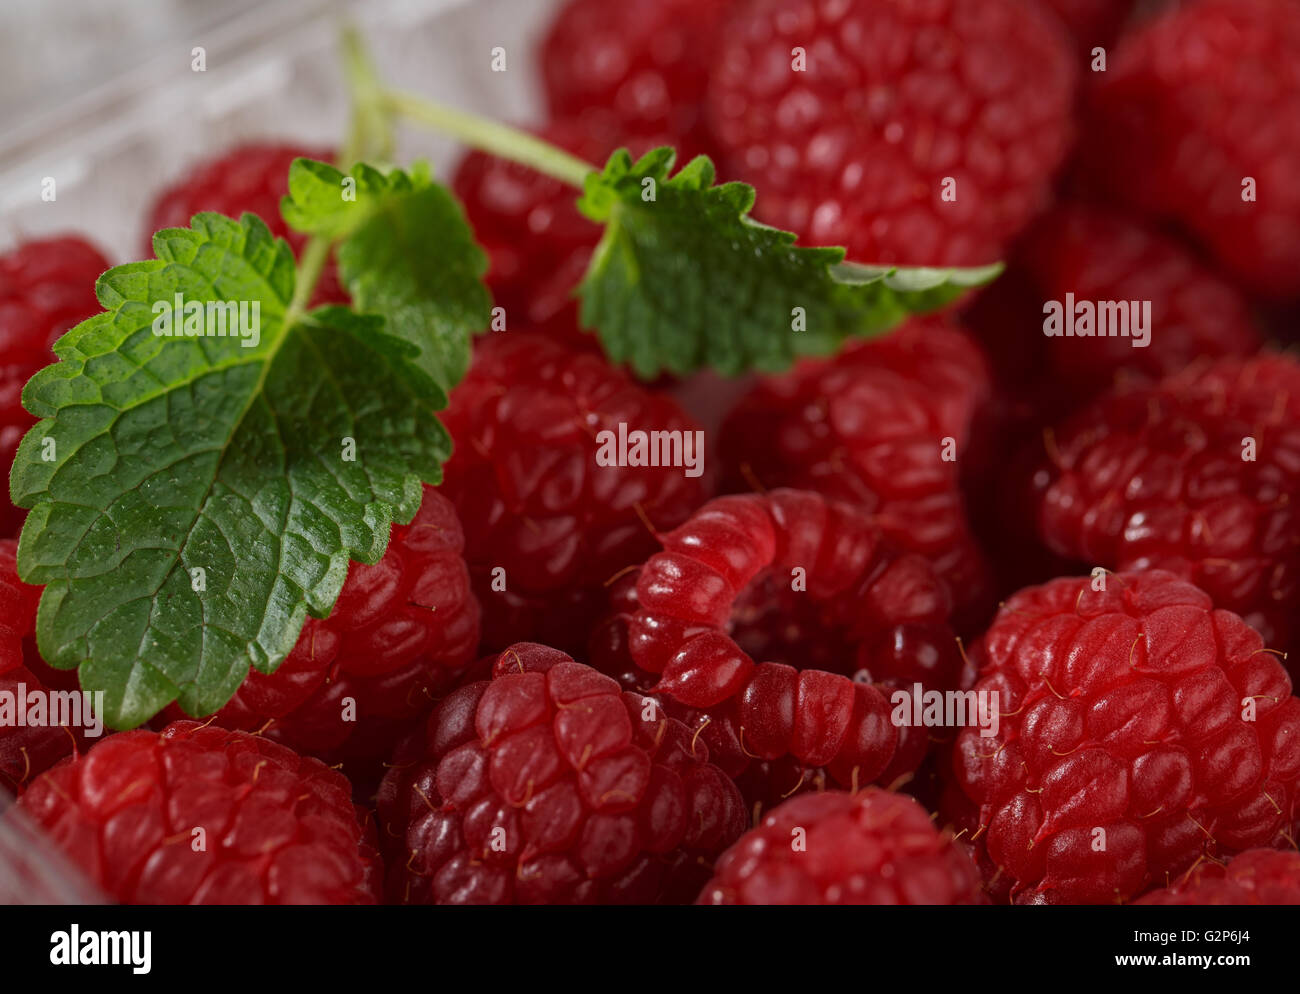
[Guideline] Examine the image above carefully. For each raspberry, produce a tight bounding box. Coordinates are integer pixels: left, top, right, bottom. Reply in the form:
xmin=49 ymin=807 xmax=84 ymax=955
xmin=705 ymin=0 xmax=1076 ymax=266
xmin=717 ymin=316 xmax=994 ymax=628
xmin=967 ymin=200 xmax=1258 ymax=420
xmin=1137 ymin=849 xmax=1300 ymax=905
xmin=452 ymin=120 xmax=691 ymax=345
xmin=0 ymin=538 xmax=86 ymax=795
xmin=14 ymin=720 xmax=381 ymax=903
xmin=144 ymin=142 xmax=348 ymax=304
xmin=439 ymin=333 xmax=706 ymax=653
xmin=947 ymin=570 xmax=1300 ymax=904
xmin=376 ymin=642 xmax=747 ymax=904
xmin=1033 ymin=355 xmax=1300 ymax=658
xmin=0 ymin=236 xmax=109 ymax=538
xmin=540 ymin=0 xmax=734 ymax=153
xmin=698 ymin=787 xmax=986 ymax=904
xmin=1082 ymin=0 xmax=1300 ymax=299
xmin=180 ymin=487 xmax=480 ymax=775
xmin=589 ymin=488 xmax=963 ymax=809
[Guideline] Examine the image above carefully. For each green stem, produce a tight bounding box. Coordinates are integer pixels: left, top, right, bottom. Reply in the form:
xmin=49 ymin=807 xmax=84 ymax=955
xmin=340 ymin=26 xmax=394 ymax=166
xmin=382 ymin=90 xmax=595 ymax=189
xmin=285 ymin=234 xmax=333 ymax=322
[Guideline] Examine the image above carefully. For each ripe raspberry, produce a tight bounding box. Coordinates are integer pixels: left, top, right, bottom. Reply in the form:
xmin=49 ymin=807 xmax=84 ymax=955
xmin=0 ymin=538 xmax=86 ymax=795
xmin=540 ymin=0 xmax=734 ymax=153
xmin=144 ymin=142 xmax=348 ymax=304
xmin=1082 ymin=0 xmax=1300 ymax=299
xmin=589 ymin=488 xmax=963 ymax=810
xmin=717 ymin=316 xmax=994 ymax=628
xmin=1033 ymin=355 xmax=1300 ymax=658
xmin=1021 ymin=203 xmax=1261 ymax=404
xmin=0 ymin=236 xmax=109 ymax=537
xmin=439 ymin=333 xmax=706 ymax=652
xmin=699 ymin=787 xmax=986 ymax=904
xmin=706 ymin=0 xmax=1076 ymax=266
xmin=947 ymin=570 xmax=1300 ymax=904
xmin=376 ymin=642 xmax=747 ymax=904
xmin=1137 ymin=849 xmax=1300 ymax=905
xmin=180 ymin=487 xmax=479 ymax=774
xmin=14 ymin=720 xmax=381 ymax=903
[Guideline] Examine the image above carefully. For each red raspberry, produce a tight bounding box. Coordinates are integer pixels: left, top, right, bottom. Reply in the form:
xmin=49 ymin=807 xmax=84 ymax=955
xmin=14 ymin=720 xmax=381 ymax=904
xmin=1017 ymin=203 xmax=1261 ymax=405
xmin=0 ymin=538 xmax=87 ymax=795
xmin=717 ymin=316 xmax=994 ymax=628
xmin=705 ymin=0 xmax=1076 ymax=266
xmin=589 ymin=488 xmax=963 ymax=810
xmin=947 ymin=570 xmax=1300 ymax=904
xmin=376 ymin=642 xmax=747 ymax=904
xmin=180 ymin=487 xmax=479 ymax=775
xmin=144 ymin=142 xmax=348 ymax=304
xmin=540 ymin=0 xmax=734 ymax=153
xmin=1082 ymin=0 xmax=1300 ymax=299
xmin=0 ymin=236 xmax=109 ymax=537
xmin=699 ymin=787 xmax=986 ymax=904
xmin=1137 ymin=849 xmax=1300 ymax=905
xmin=1033 ymin=355 xmax=1300 ymax=659
xmin=439 ymin=333 xmax=706 ymax=653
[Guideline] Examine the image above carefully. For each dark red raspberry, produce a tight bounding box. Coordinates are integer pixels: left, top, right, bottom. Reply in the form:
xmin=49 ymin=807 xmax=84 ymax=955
xmin=0 ymin=538 xmax=87 ymax=795
xmin=439 ymin=333 xmax=707 ymax=653
xmin=14 ymin=720 xmax=381 ymax=903
xmin=144 ymin=142 xmax=348 ymax=304
xmin=706 ymin=0 xmax=1076 ymax=266
xmin=1137 ymin=848 xmax=1300 ymax=905
xmin=0 ymin=236 xmax=109 ymax=538
xmin=1082 ymin=0 xmax=1300 ymax=299
xmin=947 ymin=570 xmax=1300 ymax=904
xmin=699 ymin=787 xmax=986 ymax=904
xmin=540 ymin=0 xmax=734 ymax=153
xmin=376 ymin=642 xmax=747 ymax=904
xmin=718 ymin=316 xmax=994 ymax=628
xmin=1033 ymin=355 xmax=1300 ymax=659
xmin=590 ymin=488 xmax=963 ymax=811
xmin=1016 ymin=202 xmax=1261 ymax=406
xmin=180 ymin=487 xmax=479 ymax=775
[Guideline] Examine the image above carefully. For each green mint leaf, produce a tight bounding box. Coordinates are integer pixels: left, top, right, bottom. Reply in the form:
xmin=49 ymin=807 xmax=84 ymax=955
xmin=11 ymin=212 xmax=450 ymax=729
xmin=576 ymin=148 xmax=1002 ymax=378
xmin=282 ymin=158 xmax=490 ymax=391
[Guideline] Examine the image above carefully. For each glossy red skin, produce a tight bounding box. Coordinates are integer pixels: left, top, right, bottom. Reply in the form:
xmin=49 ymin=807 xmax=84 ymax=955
xmin=947 ymin=571 xmax=1300 ymax=904
xmin=16 ymin=720 xmax=381 ymax=904
xmin=706 ymin=0 xmax=1076 ymax=267
xmin=377 ymin=642 xmax=747 ymax=904
xmin=700 ymin=787 xmax=986 ymax=905
xmin=590 ymin=488 xmax=964 ymax=812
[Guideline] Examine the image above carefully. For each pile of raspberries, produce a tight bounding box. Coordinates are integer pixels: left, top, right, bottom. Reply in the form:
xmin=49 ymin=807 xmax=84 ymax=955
xmin=3 ymin=0 xmax=1300 ymax=906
